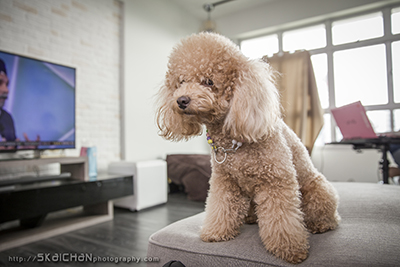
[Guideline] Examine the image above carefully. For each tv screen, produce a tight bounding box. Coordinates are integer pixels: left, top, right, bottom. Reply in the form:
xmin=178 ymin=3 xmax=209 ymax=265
xmin=0 ymin=50 xmax=75 ymax=152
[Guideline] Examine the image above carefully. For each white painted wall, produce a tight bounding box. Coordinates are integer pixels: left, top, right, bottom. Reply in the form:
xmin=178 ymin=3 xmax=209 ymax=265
xmin=121 ymin=0 xmax=209 ymax=162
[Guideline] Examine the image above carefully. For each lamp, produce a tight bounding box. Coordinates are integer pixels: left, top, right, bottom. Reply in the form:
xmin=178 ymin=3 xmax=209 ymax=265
xmin=200 ymin=0 xmax=235 ymax=33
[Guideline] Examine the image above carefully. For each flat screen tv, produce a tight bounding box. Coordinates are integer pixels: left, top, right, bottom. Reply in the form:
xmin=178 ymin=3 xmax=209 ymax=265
xmin=0 ymin=50 xmax=75 ymax=152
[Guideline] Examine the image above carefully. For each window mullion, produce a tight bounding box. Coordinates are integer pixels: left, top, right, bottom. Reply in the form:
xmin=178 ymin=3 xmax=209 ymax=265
xmin=384 ymin=7 xmax=394 ymax=131
xmin=326 ymin=19 xmax=337 ymax=141
xmin=277 ymin=31 xmax=283 ymax=54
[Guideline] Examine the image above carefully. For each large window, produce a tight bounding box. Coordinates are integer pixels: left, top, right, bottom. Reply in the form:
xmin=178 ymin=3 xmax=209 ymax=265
xmin=332 ymin=12 xmax=383 ymax=45
xmin=393 ymin=41 xmax=400 ymax=103
xmin=333 ymin=44 xmax=388 ymax=107
xmin=395 ymin=109 xmax=400 ymax=131
xmin=283 ymin=24 xmax=326 ymax=51
xmin=392 ymin=7 xmax=400 ymax=34
xmin=310 ymin=54 xmax=329 ymax=109
xmin=240 ymin=5 xmax=400 ymax=143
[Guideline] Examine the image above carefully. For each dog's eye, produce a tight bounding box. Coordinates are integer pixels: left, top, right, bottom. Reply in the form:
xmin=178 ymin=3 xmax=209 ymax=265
xmin=202 ymin=79 xmax=214 ymax=87
xmin=180 ymin=80 xmax=185 ymax=84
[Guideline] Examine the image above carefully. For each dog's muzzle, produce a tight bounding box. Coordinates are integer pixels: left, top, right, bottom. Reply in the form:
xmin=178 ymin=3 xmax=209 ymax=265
xmin=177 ymin=96 xmax=191 ymax=110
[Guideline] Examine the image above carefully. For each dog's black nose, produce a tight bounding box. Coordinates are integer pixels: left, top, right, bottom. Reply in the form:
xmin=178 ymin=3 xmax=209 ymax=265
xmin=177 ymin=96 xmax=191 ymax=109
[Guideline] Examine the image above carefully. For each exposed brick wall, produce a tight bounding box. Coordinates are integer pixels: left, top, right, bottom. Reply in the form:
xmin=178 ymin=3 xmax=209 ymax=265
xmin=0 ymin=0 xmax=122 ymax=171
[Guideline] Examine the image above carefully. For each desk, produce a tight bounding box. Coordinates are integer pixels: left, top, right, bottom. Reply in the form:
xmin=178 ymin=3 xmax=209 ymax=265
xmin=329 ymin=137 xmax=400 ymax=184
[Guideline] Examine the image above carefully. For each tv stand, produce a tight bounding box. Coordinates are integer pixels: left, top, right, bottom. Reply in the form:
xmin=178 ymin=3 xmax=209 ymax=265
xmin=0 ymin=156 xmax=89 ymax=181
xmin=0 ymin=157 xmax=133 ymax=251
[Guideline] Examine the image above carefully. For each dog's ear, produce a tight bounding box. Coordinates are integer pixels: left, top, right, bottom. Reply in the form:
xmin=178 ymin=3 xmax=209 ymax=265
xmin=223 ymin=59 xmax=280 ymax=142
xmin=156 ymin=85 xmax=203 ymax=141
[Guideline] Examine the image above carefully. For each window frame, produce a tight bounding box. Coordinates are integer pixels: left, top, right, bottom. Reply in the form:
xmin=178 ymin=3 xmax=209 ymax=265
xmin=239 ymin=4 xmax=400 ymax=142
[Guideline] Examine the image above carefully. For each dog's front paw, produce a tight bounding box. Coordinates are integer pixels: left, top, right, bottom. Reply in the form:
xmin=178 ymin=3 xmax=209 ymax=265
xmin=261 ymin=227 xmax=309 ymax=263
xmin=200 ymin=227 xmax=238 ymax=242
xmin=306 ymin=211 xmax=341 ymax=234
xmin=273 ymin=245 xmax=309 ymax=264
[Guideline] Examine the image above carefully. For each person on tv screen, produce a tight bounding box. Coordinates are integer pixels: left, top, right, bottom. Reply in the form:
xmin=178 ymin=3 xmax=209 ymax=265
xmin=0 ymin=58 xmax=40 ymax=149
xmin=0 ymin=58 xmax=16 ymax=142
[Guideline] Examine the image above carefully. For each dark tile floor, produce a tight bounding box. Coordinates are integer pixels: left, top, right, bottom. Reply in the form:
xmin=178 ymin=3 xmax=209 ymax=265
xmin=0 ymin=193 xmax=205 ymax=266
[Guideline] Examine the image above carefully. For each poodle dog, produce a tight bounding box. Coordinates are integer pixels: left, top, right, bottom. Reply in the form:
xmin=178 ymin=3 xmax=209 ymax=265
xmin=156 ymin=32 xmax=340 ymax=264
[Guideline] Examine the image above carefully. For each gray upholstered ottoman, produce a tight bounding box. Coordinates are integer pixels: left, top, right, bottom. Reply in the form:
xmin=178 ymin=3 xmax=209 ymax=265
xmin=147 ymin=182 xmax=400 ymax=266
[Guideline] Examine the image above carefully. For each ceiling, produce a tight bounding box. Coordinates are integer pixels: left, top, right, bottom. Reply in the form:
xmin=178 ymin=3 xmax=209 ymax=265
xmin=170 ymin=0 xmax=278 ymax=21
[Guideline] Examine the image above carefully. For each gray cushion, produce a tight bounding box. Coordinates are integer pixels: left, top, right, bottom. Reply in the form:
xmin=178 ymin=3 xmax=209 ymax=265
xmin=147 ymin=182 xmax=400 ymax=266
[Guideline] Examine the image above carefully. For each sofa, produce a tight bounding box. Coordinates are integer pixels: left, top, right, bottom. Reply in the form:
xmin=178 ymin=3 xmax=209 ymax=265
xmin=166 ymin=154 xmax=211 ymax=202
xmin=147 ymin=182 xmax=400 ymax=266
